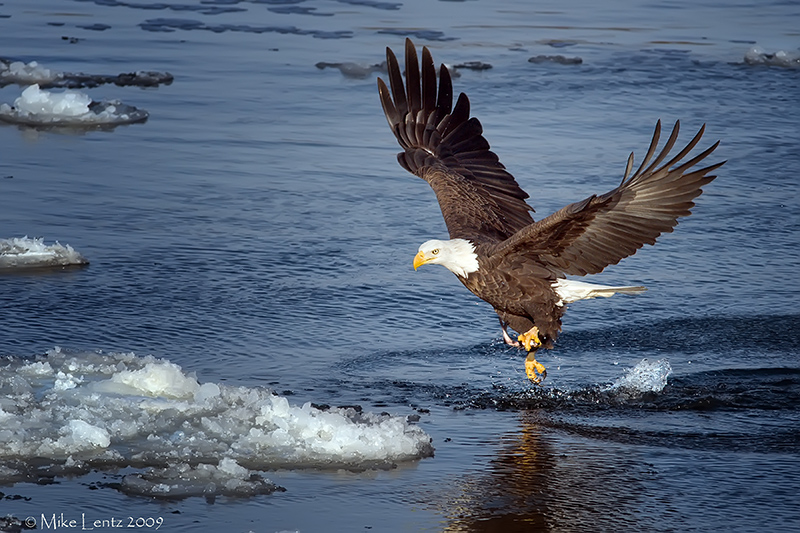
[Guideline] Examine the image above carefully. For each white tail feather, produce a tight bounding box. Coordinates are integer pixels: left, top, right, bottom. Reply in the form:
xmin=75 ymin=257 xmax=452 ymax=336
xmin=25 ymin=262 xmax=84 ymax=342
xmin=553 ymin=278 xmax=646 ymax=305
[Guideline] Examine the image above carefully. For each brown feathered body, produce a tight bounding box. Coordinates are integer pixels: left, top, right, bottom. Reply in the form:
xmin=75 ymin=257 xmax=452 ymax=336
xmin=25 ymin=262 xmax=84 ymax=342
xmin=460 ymin=251 xmax=564 ymax=348
xmin=378 ymin=39 xmax=723 ymax=349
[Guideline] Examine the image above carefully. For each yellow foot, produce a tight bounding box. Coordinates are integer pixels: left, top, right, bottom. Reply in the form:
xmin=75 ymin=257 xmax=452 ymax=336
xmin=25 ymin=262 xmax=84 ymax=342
xmin=525 ymin=353 xmax=547 ymax=384
xmin=517 ymin=326 xmax=541 ymax=352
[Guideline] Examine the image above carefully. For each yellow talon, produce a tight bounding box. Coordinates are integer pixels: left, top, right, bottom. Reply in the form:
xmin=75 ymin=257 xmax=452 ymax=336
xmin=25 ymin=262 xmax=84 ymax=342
xmin=525 ymin=352 xmax=547 ymax=384
xmin=517 ymin=326 xmax=541 ymax=352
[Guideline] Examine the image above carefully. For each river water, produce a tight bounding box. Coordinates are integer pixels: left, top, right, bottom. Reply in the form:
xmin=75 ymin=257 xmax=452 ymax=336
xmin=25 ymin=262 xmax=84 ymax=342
xmin=1 ymin=0 xmax=799 ymax=531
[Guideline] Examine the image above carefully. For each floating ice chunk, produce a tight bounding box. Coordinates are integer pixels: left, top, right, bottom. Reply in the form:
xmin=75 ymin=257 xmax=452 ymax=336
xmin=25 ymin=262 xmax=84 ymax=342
xmin=315 ymin=60 xmax=386 ymax=79
xmin=0 ymin=349 xmax=433 ymax=494
xmin=0 ymin=57 xmax=173 ymax=88
xmin=743 ymin=46 xmax=800 ymax=68
xmin=195 ymin=382 xmax=221 ymax=403
xmin=120 ymin=459 xmax=284 ymax=500
xmin=0 ymin=84 xmax=148 ymax=127
xmin=61 ymin=420 xmax=111 ymax=450
xmin=54 ymin=371 xmax=81 ymax=391
xmin=15 ymin=84 xmax=91 ymax=115
xmin=17 ymin=360 xmax=54 ymax=376
xmin=605 ymin=358 xmax=672 ymax=394
xmin=0 ymin=236 xmax=89 ymax=269
xmin=528 ymin=54 xmax=583 ymax=65
xmin=105 ymin=361 xmax=201 ymax=399
xmin=0 ymin=58 xmax=61 ymax=86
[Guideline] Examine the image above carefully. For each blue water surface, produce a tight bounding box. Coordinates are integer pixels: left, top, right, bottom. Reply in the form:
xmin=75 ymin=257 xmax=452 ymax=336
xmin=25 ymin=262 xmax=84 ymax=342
xmin=1 ymin=0 xmax=799 ymax=531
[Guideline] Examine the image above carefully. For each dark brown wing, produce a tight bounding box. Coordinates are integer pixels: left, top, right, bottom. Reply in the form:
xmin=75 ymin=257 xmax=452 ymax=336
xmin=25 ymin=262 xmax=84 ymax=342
xmin=491 ymin=120 xmax=724 ymax=276
xmin=377 ymin=38 xmax=534 ymax=244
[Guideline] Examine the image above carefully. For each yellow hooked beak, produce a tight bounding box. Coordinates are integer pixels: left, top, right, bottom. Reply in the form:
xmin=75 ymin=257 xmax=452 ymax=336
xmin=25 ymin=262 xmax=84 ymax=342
xmin=413 ymin=250 xmax=431 ymax=270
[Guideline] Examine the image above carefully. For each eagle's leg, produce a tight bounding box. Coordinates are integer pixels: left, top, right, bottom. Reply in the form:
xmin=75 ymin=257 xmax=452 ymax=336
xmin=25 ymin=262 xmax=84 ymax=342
xmin=499 ymin=318 xmax=521 ymax=347
xmin=525 ymin=350 xmax=547 ymax=384
xmin=517 ymin=326 xmax=541 ymax=351
xmin=519 ymin=326 xmax=546 ymax=384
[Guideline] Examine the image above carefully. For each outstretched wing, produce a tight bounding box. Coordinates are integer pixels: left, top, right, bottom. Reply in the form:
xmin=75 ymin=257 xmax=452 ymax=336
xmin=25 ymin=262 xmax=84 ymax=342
xmin=377 ymin=38 xmax=535 ymax=244
xmin=492 ymin=120 xmax=724 ymax=276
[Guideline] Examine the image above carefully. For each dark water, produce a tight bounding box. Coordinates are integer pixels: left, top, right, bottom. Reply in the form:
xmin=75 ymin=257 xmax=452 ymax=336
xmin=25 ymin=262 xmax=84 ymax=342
xmin=1 ymin=0 xmax=799 ymax=530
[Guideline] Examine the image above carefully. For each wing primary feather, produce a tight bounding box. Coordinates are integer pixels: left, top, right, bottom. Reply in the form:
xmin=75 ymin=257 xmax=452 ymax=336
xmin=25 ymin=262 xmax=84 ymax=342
xmin=377 ymin=78 xmax=397 ymax=127
xmin=657 ymin=123 xmax=707 ymax=173
xmin=386 ymin=46 xmax=407 ymax=117
xmin=639 ymin=120 xmax=681 ymax=178
xmin=621 ymin=151 xmax=634 ymax=185
xmin=404 ymin=38 xmax=421 ymax=117
xmin=697 ymin=160 xmax=726 ymax=176
xmin=669 ymin=140 xmax=721 ymax=176
xmin=448 ymin=93 xmax=471 ymax=133
xmin=403 ymin=114 xmax=416 ymax=150
xmin=631 ymin=119 xmax=662 ymax=180
xmin=438 ymin=64 xmax=453 ymax=116
xmin=421 ymin=47 xmax=437 ymax=115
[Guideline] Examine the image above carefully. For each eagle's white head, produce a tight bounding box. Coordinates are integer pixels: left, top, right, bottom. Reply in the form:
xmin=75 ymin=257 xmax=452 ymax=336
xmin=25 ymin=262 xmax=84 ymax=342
xmin=413 ymin=238 xmax=479 ymax=278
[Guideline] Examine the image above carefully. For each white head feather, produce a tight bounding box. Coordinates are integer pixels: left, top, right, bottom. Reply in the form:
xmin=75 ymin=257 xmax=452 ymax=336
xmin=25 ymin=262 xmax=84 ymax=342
xmin=415 ymin=238 xmax=479 ymax=278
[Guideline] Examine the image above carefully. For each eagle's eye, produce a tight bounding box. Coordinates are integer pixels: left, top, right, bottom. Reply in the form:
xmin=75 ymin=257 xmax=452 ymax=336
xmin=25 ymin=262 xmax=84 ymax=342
xmin=432 ymin=249 xmax=439 ymax=255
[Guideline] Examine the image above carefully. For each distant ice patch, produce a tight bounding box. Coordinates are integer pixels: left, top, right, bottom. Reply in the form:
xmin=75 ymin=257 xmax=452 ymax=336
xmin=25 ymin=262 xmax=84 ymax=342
xmin=315 ymin=60 xmax=386 ymax=79
xmin=0 ymin=57 xmax=173 ymax=88
xmin=605 ymin=358 xmax=672 ymax=394
xmin=528 ymin=54 xmax=583 ymax=65
xmin=0 ymin=58 xmax=60 ymax=86
xmin=0 ymin=84 xmax=148 ymax=127
xmin=0 ymin=348 xmax=433 ymax=498
xmin=0 ymin=236 xmax=88 ymax=269
xmin=743 ymin=46 xmax=800 ymax=68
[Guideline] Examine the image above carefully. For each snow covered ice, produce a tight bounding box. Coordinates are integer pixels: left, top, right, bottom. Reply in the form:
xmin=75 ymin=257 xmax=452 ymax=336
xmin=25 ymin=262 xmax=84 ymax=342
xmin=0 ymin=236 xmax=88 ymax=269
xmin=0 ymin=58 xmax=60 ymax=86
xmin=1 ymin=57 xmax=173 ymax=88
xmin=0 ymin=84 xmax=148 ymax=127
xmin=0 ymin=348 xmax=433 ymax=498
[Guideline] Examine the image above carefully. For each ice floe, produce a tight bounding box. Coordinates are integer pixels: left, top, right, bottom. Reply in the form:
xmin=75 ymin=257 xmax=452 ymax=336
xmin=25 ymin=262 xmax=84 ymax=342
xmin=0 ymin=84 xmax=148 ymax=128
xmin=0 ymin=58 xmax=61 ymax=86
xmin=121 ymin=459 xmax=285 ymax=500
xmin=743 ymin=46 xmax=800 ymax=68
xmin=528 ymin=54 xmax=583 ymax=65
xmin=138 ymin=18 xmax=352 ymax=39
xmin=0 ymin=236 xmax=88 ymax=269
xmin=376 ymin=29 xmax=456 ymax=42
xmin=315 ymin=61 xmax=386 ymax=79
xmin=0 ymin=57 xmax=173 ymax=89
xmin=0 ymin=348 xmax=433 ymax=498
xmin=453 ymin=61 xmax=493 ymax=71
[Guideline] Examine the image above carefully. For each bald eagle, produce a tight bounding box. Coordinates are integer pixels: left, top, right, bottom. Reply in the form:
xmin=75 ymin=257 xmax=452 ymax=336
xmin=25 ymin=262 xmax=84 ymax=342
xmin=377 ymin=39 xmax=723 ymax=383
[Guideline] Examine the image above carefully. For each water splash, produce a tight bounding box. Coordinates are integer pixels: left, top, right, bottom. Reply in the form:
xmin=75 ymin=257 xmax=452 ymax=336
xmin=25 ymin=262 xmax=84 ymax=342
xmin=604 ymin=358 xmax=672 ymax=394
xmin=0 ymin=236 xmax=88 ymax=269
